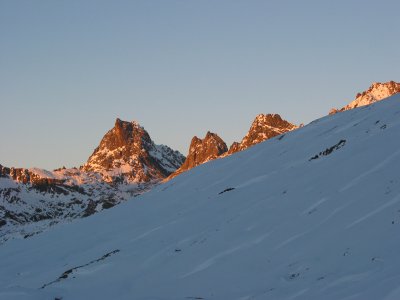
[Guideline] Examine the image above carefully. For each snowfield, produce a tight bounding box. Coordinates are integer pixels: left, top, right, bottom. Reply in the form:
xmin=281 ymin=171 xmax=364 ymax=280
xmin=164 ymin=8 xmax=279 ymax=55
xmin=1 ymin=95 xmax=400 ymax=300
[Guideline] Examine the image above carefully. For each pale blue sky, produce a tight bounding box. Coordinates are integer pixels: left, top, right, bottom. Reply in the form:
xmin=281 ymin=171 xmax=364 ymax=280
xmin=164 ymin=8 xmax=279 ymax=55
xmin=1 ymin=0 xmax=399 ymax=169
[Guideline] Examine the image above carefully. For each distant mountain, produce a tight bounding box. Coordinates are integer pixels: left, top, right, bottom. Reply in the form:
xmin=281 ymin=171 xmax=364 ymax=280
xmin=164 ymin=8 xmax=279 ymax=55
xmin=0 ymin=118 xmax=185 ymax=242
xmin=228 ymin=113 xmax=297 ymax=154
xmin=329 ymin=81 xmax=400 ymax=114
xmin=83 ymin=118 xmax=185 ymax=183
xmin=168 ymin=131 xmax=227 ymax=180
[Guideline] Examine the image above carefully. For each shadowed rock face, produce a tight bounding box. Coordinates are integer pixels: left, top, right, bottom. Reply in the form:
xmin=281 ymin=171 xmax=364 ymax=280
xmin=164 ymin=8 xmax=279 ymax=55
xmin=83 ymin=118 xmax=185 ymax=183
xmin=168 ymin=132 xmax=227 ymax=179
xmin=228 ymin=114 xmax=297 ymax=154
xmin=329 ymin=81 xmax=400 ymax=114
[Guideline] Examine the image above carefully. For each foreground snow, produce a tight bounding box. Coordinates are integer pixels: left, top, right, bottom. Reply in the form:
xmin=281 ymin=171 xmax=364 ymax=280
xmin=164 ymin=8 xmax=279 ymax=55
xmin=1 ymin=95 xmax=400 ymax=299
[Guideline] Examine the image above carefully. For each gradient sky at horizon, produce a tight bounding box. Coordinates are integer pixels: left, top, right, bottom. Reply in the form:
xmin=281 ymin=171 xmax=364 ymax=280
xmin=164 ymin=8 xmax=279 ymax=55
xmin=1 ymin=0 xmax=399 ymax=170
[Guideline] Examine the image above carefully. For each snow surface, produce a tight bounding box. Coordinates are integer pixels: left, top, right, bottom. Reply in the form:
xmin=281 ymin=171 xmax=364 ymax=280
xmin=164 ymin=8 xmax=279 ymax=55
xmin=1 ymin=95 xmax=400 ymax=299
xmin=0 ymin=177 xmax=18 ymax=189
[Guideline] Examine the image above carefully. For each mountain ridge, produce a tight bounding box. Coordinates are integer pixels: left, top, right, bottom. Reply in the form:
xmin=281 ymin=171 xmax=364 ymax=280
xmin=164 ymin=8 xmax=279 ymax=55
xmin=330 ymin=80 xmax=400 ymax=114
xmin=168 ymin=113 xmax=297 ymax=179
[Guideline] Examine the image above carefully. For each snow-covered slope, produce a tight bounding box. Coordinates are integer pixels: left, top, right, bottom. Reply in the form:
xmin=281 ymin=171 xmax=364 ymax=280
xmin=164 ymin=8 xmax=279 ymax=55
xmin=1 ymin=95 xmax=400 ymax=300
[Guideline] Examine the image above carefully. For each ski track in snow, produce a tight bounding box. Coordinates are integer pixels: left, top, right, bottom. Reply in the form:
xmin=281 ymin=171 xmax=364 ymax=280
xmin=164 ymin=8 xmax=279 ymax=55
xmin=274 ymin=231 xmax=309 ymax=250
xmin=182 ymin=232 xmax=272 ymax=278
xmin=236 ymin=174 xmax=270 ymax=189
xmin=322 ymin=271 xmax=371 ymax=290
xmin=340 ymin=148 xmax=400 ymax=192
xmin=129 ymin=219 xmax=180 ymax=242
xmin=181 ymin=244 xmax=249 ymax=278
xmin=301 ymin=197 xmax=328 ymax=215
xmin=285 ymin=288 xmax=310 ymax=300
xmin=346 ymin=193 xmax=400 ymax=228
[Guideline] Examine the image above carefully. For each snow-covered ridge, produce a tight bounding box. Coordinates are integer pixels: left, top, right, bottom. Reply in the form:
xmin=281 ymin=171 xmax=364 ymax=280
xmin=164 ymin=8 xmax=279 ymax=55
xmin=1 ymin=94 xmax=400 ymax=299
xmin=330 ymin=80 xmax=400 ymax=114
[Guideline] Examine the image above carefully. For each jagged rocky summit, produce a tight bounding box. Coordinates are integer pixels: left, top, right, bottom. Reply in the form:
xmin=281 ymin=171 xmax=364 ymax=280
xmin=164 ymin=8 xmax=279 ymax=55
xmin=83 ymin=118 xmax=185 ymax=183
xmin=168 ymin=114 xmax=296 ymax=179
xmin=228 ymin=113 xmax=297 ymax=154
xmin=329 ymin=81 xmax=400 ymax=114
xmin=168 ymin=131 xmax=228 ymax=179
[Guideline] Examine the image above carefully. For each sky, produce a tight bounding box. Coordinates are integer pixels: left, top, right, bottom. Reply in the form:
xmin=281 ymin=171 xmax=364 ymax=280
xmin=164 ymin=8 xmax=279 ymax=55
xmin=1 ymin=0 xmax=399 ymax=170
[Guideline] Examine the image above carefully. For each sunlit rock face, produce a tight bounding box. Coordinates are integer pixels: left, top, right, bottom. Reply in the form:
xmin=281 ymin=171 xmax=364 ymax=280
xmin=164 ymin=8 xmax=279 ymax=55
xmin=83 ymin=118 xmax=185 ymax=183
xmin=228 ymin=114 xmax=297 ymax=154
xmin=168 ymin=131 xmax=228 ymax=179
xmin=329 ymin=81 xmax=400 ymax=114
xmin=168 ymin=114 xmax=296 ymax=179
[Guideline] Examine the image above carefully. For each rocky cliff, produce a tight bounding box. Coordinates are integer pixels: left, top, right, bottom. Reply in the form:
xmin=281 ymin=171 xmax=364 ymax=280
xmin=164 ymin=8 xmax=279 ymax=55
xmin=83 ymin=118 xmax=185 ymax=183
xmin=168 ymin=132 xmax=227 ymax=179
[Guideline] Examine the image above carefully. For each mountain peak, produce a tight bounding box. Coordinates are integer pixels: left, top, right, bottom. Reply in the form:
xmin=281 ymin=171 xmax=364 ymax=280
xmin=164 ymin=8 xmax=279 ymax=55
xmin=83 ymin=119 xmax=184 ymax=183
xmin=228 ymin=113 xmax=297 ymax=154
xmin=330 ymin=80 xmax=400 ymax=114
xmin=204 ymin=131 xmax=222 ymax=140
xmin=111 ymin=118 xmax=146 ymax=147
xmin=115 ymin=118 xmax=142 ymax=128
xmin=168 ymin=132 xmax=227 ymax=179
